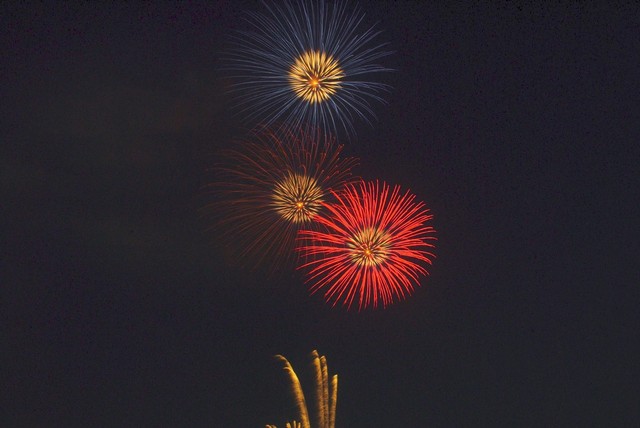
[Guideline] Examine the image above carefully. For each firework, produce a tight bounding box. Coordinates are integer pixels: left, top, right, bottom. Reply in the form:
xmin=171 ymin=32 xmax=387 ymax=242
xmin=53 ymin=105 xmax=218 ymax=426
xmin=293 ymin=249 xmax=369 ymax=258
xmin=297 ymin=180 xmax=436 ymax=310
xmin=267 ymin=350 xmax=338 ymax=428
xmin=227 ymin=0 xmax=391 ymax=137
xmin=203 ymin=126 xmax=358 ymax=271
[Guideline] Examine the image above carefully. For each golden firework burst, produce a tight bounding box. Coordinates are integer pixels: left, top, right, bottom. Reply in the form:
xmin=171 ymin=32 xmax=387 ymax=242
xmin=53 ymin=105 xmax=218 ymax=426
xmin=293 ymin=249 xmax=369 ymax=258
xmin=347 ymin=227 xmax=391 ymax=267
xmin=272 ymin=172 xmax=324 ymax=223
xmin=267 ymin=350 xmax=338 ymax=428
xmin=289 ymin=50 xmax=345 ymax=104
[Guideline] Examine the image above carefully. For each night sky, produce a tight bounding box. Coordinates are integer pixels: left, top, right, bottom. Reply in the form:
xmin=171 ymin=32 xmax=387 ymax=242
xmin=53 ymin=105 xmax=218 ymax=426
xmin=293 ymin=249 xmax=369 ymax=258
xmin=3 ymin=2 xmax=639 ymax=426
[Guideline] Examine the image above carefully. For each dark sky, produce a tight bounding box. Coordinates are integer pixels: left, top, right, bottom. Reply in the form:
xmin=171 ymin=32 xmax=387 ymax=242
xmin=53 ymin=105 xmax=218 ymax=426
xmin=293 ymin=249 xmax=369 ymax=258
xmin=3 ymin=2 xmax=639 ymax=426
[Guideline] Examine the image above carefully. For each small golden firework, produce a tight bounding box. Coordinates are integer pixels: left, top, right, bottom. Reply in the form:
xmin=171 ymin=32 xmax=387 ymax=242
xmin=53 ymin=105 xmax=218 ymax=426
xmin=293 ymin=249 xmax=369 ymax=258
xmin=272 ymin=172 xmax=324 ymax=224
xmin=203 ymin=126 xmax=358 ymax=271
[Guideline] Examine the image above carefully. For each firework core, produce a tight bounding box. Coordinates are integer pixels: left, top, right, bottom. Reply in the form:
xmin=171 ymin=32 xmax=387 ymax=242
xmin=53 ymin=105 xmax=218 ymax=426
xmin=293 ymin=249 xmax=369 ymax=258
xmin=272 ymin=172 xmax=324 ymax=223
xmin=289 ymin=50 xmax=345 ymax=104
xmin=348 ymin=227 xmax=391 ymax=267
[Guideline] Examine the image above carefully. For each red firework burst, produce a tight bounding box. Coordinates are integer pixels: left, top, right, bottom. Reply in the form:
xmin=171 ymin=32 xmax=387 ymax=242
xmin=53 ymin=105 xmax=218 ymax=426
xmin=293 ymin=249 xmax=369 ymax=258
xmin=297 ymin=180 xmax=436 ymax=310
xmin=202 ymin=125 xmax=358 ymax=271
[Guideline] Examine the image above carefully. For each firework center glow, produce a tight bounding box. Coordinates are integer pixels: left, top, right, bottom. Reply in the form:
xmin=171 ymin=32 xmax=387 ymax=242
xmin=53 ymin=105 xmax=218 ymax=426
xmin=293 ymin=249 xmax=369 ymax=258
xmin=289 ymin=50 xmax=345 ymax=104
xmin=348 ymin=227 xmax=391 ymax=267
xmin=272 ymin=172 xmax=324 ymax=223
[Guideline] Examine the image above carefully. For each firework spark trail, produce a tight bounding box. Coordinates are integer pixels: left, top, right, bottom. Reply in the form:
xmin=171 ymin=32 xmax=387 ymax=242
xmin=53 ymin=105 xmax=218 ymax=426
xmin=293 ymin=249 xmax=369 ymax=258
xmin=268 ymin=350 xmax=337 ymax=428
